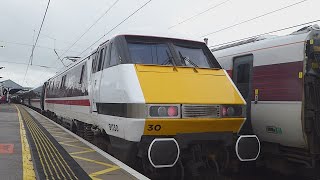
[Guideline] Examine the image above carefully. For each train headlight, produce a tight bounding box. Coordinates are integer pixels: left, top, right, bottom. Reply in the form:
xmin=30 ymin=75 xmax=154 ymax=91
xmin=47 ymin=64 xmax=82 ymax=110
xmin=221 ymin=105 xmax=245 ymax=118
xmin=227 ymin=107 xmax=235 ymax=116
xmin=148 ymin=105 xmax=180 ymax=118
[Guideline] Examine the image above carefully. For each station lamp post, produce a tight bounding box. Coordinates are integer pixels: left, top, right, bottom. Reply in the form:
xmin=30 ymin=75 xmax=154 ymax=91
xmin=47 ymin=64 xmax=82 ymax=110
xmin=0 ymin=67 xmax=4 ymax=79
xmin=0 ymin=67 xmax=3 ymax=79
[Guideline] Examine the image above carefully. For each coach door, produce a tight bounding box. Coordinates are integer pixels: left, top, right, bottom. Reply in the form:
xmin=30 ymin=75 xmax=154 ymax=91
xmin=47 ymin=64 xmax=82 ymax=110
xmin=233 ymin=54 xmax=253 ymax=134
xmin=91 ymin=46 xmax=106 ymax=113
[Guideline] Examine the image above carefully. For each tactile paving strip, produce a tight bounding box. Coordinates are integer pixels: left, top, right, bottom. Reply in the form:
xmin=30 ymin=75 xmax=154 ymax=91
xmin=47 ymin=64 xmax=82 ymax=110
xmin=17 ymin=105 xmax=90 ymax=180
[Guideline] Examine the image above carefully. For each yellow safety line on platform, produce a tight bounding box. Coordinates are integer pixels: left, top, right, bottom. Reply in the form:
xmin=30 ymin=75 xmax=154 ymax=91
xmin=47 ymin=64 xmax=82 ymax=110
xmin=58 ymin=140 xmax=79 ymax=143
xmin=53 ymin=135 xmax=75 ymax=140
xmin=27 ymin=119 xmax=62 ymax=179
xmin=23 ymin=106 xmax=123 ymax=179
xmin=50 ymin=131 xmax=67 ymax=135
xmin=71 ymin=155 xmax=115 ymax=167
xmin=69 ymin=149 xmax=96 ymax=155
xmin=15 ymin=105 xmax=36 ymax=180
xmin=18 ymin=106 xmax=78 ymax=180
xmin=71 ymin=155 xmax=120 ymax=180
xmin=20 ymin=107 xmax=55 ymax=179
xmin=90 ymin=166 xmax=121 ymax=177
xmin=59 ymin=142 xmax=92 ymax=150
xmin=24 ymin=109 xmax=77 ymax=180
xmin=59 ymin=140 xmax=120 ymax=178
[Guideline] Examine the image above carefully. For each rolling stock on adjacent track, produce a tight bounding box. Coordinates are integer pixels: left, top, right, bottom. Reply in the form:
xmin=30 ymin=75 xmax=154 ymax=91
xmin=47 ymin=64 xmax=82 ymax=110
xmin=21 ymin=34 xmax=260 ymax=179
xmin=212 ymin=25 xmax=320 ymax=178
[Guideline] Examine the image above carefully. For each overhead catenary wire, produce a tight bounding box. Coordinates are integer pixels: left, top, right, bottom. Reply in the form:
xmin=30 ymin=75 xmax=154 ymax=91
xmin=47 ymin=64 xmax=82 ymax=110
xmin=0 ymin=60 xmax=58 ymax=69
xmin=54 ymin=49 xmax=66 ymax=67
xmin=168 ymin=0 xmax=231 ymax=29
xmin=23 ymin=0 xmax=51 ymax=84
xmin=59 ymin=0 xmax=121 ymax=58
xmin=0 ymin=40 xmax=80 ymax=53
xmin=30 ymin=0 xmax=51 ymax=65
xmin=209 ymin=19 xmax=320 ymax=49
xmin=78 ymin=0 xmax=153 ymax=56
xmin=200 ymin=0 xmax=308 ymax=38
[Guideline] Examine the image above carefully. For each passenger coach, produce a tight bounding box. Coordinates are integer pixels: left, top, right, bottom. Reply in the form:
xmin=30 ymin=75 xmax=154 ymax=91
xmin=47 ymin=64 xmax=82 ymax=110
xmin=213 ymin=25 xmax=320 ymax=177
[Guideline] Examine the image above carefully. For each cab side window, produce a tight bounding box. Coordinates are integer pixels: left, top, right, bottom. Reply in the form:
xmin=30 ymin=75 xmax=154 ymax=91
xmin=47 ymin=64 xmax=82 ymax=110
xmin=97 ymin=48 xmax=105 ymax=71
xmin=109 ymin=43 xmax=120 ymax=67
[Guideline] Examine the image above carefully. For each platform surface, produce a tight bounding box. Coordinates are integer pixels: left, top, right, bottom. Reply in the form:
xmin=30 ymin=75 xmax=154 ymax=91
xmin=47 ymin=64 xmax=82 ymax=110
xmin=0 ymin=104 xmax=148 ymax=180
xmin=0 ymin=104 xmax=23 ymax=180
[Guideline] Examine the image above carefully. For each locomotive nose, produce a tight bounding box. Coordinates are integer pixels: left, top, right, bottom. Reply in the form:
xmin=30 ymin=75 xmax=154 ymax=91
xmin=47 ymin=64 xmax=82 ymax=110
xmin=235 ymin=135 xmax=260 ymax=161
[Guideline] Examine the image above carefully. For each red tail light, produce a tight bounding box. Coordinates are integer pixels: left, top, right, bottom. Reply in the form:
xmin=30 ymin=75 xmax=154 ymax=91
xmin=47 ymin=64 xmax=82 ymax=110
xmin=222 ymin=106 xmax=227 ymax=116
xmin=149 ymin=105 xmax=180 ymax=118
xmin=168 ymin=106 xmax=178 ymax=117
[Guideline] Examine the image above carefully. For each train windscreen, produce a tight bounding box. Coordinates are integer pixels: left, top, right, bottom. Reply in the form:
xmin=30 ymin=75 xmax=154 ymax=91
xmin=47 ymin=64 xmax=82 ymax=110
xmin=173 ymin=44 xmax=210 ymax=68
xmin=126 ymin=38 xmax=219 ymax=69
xmin=127 ymin=43 xmax=174 ymax=66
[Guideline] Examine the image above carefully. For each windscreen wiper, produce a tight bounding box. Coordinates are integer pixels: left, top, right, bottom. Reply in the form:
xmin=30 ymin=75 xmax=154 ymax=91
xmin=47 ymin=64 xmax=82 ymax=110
xmin=178 ymin=51 xmax=199 ymax=68
xmin=162 ymin=50 xmax=177 ymax=67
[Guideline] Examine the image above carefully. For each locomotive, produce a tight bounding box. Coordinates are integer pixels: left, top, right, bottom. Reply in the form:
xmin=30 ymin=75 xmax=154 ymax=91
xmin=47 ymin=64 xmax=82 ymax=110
xmin=22 ymin=34 xmax=260 ymax=179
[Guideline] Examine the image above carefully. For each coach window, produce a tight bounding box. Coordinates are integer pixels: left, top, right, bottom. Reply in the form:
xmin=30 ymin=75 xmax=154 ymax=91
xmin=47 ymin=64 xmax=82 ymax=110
xmin=91 ymin=54 xmax=98 ymax=73
xmin=237 ymin=64 xmax=250 ymax=84
xmin=61 ymin=75 xmax=67 ymax=89
xmin=79 ymin=65 xmax=85 ymax=84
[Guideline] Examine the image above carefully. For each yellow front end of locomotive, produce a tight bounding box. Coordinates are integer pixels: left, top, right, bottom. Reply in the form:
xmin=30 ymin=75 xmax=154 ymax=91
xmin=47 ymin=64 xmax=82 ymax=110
xmin=134 ymin=64 xmax=246 ymax=135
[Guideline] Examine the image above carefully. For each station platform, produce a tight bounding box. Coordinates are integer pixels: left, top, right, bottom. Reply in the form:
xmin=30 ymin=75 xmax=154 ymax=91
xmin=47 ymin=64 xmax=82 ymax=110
xmin=0 ymin=104 xmax=149 ymax=180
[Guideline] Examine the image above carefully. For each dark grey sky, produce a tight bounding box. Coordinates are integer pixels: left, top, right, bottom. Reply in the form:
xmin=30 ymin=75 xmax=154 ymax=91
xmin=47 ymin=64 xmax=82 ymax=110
xmin=0 ymin=0 xmax=317 ymax=87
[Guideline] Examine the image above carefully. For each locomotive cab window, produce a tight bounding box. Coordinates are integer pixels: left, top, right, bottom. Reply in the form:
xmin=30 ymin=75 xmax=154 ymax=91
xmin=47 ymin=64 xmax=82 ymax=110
xmin=174 ymin=44 xmax=210 ymax=68
xmin=124 ymin=35 xmax=221 ymax=69
xmin=127 ymin=43 xmax=173 ymax=65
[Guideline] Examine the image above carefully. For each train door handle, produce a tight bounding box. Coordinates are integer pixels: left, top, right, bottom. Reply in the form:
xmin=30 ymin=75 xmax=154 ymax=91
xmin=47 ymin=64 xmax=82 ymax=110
xmin=254 ymin=89 xmax=259 ymax=104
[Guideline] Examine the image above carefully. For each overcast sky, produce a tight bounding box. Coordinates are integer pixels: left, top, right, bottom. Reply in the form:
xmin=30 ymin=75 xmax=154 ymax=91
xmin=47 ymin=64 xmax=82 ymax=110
xmin=0 ymin=0 xmax=318 ymax=88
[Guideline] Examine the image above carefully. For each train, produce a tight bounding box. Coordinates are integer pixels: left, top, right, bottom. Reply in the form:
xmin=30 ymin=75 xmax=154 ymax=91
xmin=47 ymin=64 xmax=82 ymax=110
xmin=21 ymin=34 xmax=260 ymax=179
xmin=212 ymin=25 xmax=320 ymax=178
